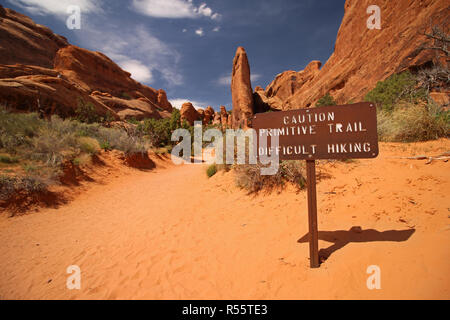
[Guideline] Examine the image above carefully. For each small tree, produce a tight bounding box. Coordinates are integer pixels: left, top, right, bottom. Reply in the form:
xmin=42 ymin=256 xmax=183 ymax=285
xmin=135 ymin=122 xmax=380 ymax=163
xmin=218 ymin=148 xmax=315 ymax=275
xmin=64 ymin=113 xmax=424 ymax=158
xmin=315 ymin=93 xmax=337 ymax=107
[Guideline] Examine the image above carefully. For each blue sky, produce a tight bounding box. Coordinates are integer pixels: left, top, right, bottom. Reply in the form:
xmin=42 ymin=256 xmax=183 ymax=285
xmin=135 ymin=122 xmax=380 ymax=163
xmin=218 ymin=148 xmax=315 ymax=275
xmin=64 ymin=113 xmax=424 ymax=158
xmin=6 ymin=0 xmax=345 ymax=111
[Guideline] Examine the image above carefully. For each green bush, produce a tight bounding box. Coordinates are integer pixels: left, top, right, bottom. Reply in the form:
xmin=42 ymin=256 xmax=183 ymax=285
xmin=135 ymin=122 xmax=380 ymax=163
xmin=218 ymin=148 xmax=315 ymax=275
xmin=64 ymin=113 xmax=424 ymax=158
xmin=0 ymin=106 xmax=148 ymax=161
xmin=0 ymin=155 xmax=19 ymax=164
xmin=316 ymin=93 xmax=337 ymax=107
xmin=0 ymin=109 xmax=42 ymax=153
xmin=206 ymin=164 xmax=217 ymax=178
xmin=78 ymin=137 xmax=101 ymax=155
xmin=75 ymin=99 xmax=104 ymax=124
xmin=377 ymin=101 xmax=449 ymax=142
xmin=138 ymin=109 xmax=191 ymax=148
xmin=365 ymin=71 xmax=427 ymax=111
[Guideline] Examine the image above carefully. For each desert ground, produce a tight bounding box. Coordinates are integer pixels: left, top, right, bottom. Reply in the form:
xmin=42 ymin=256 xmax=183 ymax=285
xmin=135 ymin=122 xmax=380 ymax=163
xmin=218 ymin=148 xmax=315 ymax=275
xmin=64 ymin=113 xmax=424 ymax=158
xmin=0 ymin=139 xmax=449 ymax=300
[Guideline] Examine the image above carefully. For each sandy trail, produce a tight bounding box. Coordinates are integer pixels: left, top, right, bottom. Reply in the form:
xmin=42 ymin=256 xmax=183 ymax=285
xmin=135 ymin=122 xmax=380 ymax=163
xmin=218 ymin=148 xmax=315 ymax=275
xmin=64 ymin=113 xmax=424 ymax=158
xmin=0 ymin=140 xmax=449 ymax=299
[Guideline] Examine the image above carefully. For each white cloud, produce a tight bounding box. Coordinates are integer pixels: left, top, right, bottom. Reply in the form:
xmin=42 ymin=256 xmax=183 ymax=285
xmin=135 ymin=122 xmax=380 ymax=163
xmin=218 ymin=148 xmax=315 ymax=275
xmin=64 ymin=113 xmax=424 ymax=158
xmin=213 ymin=26 xmax=220 ymax=32
xmin=7 ymin=0 xmax=102 ymax=16
xmin=196 ymin=3 xmax=212 ymax=17
xmin=77 ymin=23 xmax=182 ymax=86
xmin=182 ymin=28 xmax=187 ymax=33
xmin=217 ymin=74 xmax=262 ymax=86
xmin=195 ymin=28 xmax=204 ymax=36
xmin=170 ymin=99 xmax=208 ymax=110
xmin=131 ymin=0 xmax=220 ymax=20
xmin=119 ymin=59 xmax=153 ymax=83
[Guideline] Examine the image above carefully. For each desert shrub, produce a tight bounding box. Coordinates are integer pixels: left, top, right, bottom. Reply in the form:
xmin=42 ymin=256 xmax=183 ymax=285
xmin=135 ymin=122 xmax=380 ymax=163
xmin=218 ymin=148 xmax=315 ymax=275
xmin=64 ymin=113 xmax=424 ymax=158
xmin=141 ymin=118 xmax=172 ymax=147
xmin=29 ymin=116 xmax=86 ymax=166
xmin=78 ymin=137 xmax=101 ymax=155
xmin=96 ymin=127 xmax=147 ymax=154
xmin=316 ymin=93 xmax=337 ymax=107
xmin=0 ymin=108 xmax=43 ymax=153
xmin=206 ymin=164 xmax=217 ymax=178
xmin=139 ymin=109 xmax=192 ymax=148
xmin=0 ymin=155 xmax=19 ymax=164
xmin=365 ymin=71 xmax=427 ymax=111
xmin=0 ymin=171 xmax=57 ymax=201
xmin=121 ymin=92 xmax=132 ymax=100
xmin=377 ymin=101 xmax=449 ymax=142
xmin=235 ymin=160 xmax=306 ymax=193
xmin=75 ymin=99 xmax=105 ymax=124
xmin=72 ymin=153 xmax=92 ymax=166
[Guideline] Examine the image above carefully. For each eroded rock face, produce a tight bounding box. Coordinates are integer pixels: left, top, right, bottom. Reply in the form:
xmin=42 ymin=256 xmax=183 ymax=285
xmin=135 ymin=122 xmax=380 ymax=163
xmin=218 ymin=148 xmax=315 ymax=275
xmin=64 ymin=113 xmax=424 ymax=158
xmin=0 ymin=5 xmax=172 ymax=120
xmin=212 ymin=112 xmax=221 ymax=125
xmin=0 ymin=6 xmax=68 ymax=68
xmin=204 ymin=106 xmax=215 ymax=125
xmin=231 ymin=47 xmax=254 ymax=128
xmin=260 ymin=0 xmax=449 ymax=110
xmin=220 ymin=106 xmax=228 ymax=129
xmin=180 ymin=102 xmax=200 ymax=125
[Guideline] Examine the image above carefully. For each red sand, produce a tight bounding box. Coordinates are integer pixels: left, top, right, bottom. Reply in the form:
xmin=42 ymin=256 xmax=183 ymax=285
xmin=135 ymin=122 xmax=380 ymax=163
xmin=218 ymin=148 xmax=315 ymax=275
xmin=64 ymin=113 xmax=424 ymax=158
xmin=0 ymin=140 xmax=449 ymax=299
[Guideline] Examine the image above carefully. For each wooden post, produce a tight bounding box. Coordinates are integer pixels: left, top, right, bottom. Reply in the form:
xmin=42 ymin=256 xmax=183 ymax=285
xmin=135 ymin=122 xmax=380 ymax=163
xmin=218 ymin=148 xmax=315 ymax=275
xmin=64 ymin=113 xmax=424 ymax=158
xmin=306 ymin=160 xmax=319 ymax=268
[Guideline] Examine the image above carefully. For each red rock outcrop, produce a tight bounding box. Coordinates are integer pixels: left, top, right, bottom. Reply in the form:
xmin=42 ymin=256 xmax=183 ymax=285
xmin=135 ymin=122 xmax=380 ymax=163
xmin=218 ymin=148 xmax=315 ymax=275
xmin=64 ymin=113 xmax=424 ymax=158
xmin=258 ymin=0 xmax=449 ymax=110
xmin=204 ymin=106 xmax=215 ymax=124
xmin=227 ymin=113 xmax=233 ymax=128
xmin=220 ymin=106 xmax=228 ymax=129
xmin=0 ymin=6 xmax=68 ymax=68
xmin=0 ymin=5 xmax=172 ymax=120
xmin=180 ymin=102 xmax=200 ymax=125
xmin=231 ymin=47 xmax=254 ymax=128
xmin=212 ymin=112 xmax=221 ymax=126
xmin=197 ymin=109 xmax=205 ymax=124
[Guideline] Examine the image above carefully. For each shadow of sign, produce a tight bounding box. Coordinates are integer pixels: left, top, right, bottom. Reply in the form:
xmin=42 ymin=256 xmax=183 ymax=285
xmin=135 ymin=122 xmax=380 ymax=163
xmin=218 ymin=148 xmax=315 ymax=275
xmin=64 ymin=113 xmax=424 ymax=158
xmin=297 ymin=226 xmax=415 ymax=264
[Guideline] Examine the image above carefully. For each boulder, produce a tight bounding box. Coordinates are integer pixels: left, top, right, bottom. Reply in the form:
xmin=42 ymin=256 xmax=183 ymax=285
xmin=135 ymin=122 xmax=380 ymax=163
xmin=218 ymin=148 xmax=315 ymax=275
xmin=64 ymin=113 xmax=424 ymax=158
xmin=231 ymin=47 xmax=254 ymax=128
xmin=180 ymin=102 xmax=200 ymax=125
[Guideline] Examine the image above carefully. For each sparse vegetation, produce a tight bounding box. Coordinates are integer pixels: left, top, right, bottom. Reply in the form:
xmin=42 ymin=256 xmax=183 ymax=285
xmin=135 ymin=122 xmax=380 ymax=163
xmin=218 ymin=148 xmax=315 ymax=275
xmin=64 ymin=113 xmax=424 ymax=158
xmin=316 ymin=93 xmax=337 ymax=107
xmin=234 ymin=161 xmax=306 ymax=193
xmin=377 ymin=101 xmax=449 ymax=142
xmin=365 ymin=71 xmax=428 ymax=111
xmin=0 ymin=106 xmax=149 ymax=203
xmin=206 ymin=164 xmax=217 ymax=178
xmin=0 ymin=155 xmax=19 ymax=164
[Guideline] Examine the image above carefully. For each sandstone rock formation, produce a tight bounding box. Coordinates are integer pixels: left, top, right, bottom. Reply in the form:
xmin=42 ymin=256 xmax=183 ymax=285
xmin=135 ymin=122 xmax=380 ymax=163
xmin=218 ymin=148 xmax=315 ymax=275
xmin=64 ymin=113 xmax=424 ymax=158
xmin=212 ymin=112 xmax=221 ymax=126
xmin=231 ymin=47 xmax=254 ymax=128
xmin=220 ymin=106 xmax=228 ymax=129
xmin=180 ymin=102 xmax=200 ymax=125
xmin=0 ymin=6 xmax=68 ymax=68
xmin=0 ymin=5 xmax=172 ymax=120
xmin=197 ymin=109 xmax=205 ymax=124
xmin=257 ymin=0 xmax=449 ymax=110
xmin=227 ymin=113 xmax=233 ymax=128
xmin=204 ymin=106 xmax=215 ymax=125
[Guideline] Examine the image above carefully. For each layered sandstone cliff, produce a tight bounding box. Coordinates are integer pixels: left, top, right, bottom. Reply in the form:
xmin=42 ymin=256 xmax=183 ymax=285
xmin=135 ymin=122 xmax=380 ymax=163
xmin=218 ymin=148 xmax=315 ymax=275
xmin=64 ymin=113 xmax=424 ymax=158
xmin=253 ymin=0 xmax=449 ymax=112
xmin=0 ymin=5 xmax=172 ymax=120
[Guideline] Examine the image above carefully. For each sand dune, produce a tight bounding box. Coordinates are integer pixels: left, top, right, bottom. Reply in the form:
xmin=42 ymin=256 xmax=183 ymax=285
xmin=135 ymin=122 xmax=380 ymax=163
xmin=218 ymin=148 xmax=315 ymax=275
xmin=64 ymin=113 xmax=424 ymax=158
xmin=0 ymin=140 xmax=449 ymax=299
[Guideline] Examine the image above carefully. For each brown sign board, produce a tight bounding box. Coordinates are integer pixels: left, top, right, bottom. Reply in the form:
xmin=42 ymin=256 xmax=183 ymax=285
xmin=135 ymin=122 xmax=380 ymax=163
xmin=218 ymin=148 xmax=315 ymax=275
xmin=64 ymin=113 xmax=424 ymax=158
xmin=252 ymin=102 xmax=379 ymax=161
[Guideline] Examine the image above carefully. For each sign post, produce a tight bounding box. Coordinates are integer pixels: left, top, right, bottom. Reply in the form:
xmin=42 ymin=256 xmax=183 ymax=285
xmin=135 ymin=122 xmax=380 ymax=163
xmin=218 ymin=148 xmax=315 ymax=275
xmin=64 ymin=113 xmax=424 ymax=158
xmin=252 ymin=102 xmax=378 ymax=268
xmin=306 ymin=160 xmax=319 ymax=268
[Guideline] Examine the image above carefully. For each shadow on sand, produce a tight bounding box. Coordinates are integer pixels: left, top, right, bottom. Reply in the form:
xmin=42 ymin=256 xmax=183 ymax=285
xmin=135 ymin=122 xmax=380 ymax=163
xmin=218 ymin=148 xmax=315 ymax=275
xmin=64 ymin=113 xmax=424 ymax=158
xmin=298 ymin=226 xmax=415 ymax=264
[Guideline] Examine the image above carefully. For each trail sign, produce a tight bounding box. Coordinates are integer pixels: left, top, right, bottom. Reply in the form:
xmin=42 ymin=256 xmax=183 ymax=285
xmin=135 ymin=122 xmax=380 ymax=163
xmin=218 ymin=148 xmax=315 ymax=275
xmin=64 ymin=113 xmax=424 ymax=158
xmin=252 ymin=102 xmax=379 ymax=268
xmin=252 ymin=102 xmax=379 ymax=161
